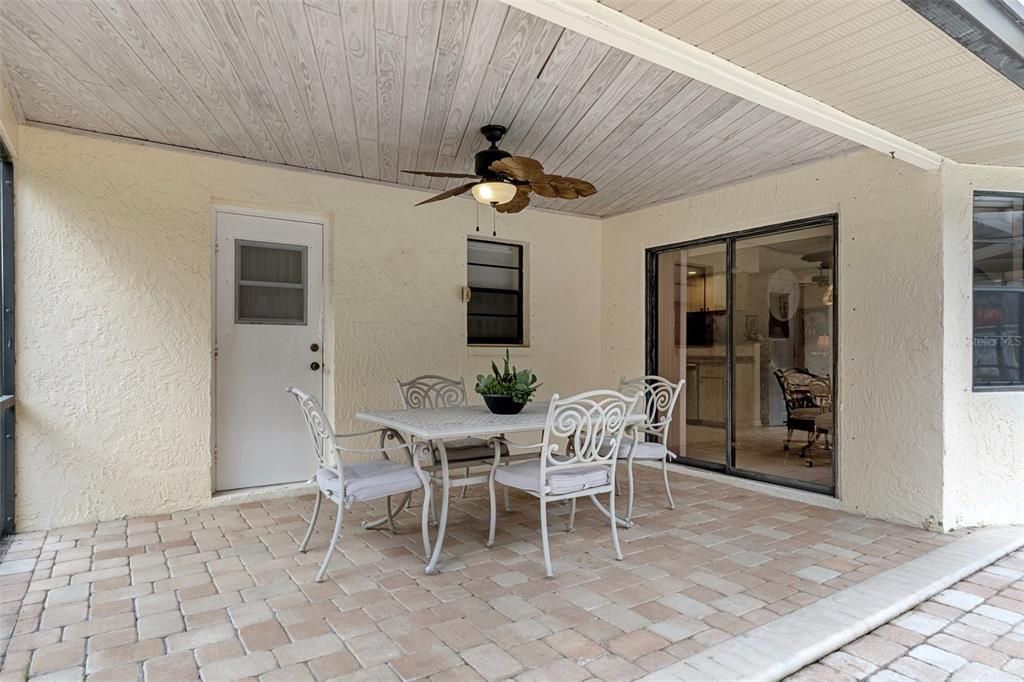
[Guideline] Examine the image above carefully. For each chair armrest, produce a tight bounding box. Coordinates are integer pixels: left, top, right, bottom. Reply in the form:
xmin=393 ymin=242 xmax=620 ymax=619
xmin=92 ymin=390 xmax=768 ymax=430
xmin=485 ymin=437 xmax=543 ymax=469
xmin=332 ymin=428 xmax=416 ymax=457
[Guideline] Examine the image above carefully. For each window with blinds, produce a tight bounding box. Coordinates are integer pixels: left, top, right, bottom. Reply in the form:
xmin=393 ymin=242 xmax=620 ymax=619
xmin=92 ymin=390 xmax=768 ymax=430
xmin=467 ymin=239 xmax=524 ymax=345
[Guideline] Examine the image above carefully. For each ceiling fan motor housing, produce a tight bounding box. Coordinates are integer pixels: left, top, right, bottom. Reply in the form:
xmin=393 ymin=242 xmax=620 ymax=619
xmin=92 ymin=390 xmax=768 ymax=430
xmin=475 ymin=124 xmax=511 ymax=178
xmin=475 ymin=148 xmax=511 ymax=178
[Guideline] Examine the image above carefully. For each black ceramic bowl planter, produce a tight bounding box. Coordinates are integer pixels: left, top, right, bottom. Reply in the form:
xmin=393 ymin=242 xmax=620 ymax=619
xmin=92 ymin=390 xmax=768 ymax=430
xmin=482 ymin=394 xmax=526 ymax=415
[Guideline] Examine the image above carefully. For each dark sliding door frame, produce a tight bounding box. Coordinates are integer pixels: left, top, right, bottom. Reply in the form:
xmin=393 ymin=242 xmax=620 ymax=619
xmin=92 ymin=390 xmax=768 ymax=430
xmin=645 ymin=214 xmax=839 ymax=497
xmin=0 ymin=142 xmax=14 ymax=536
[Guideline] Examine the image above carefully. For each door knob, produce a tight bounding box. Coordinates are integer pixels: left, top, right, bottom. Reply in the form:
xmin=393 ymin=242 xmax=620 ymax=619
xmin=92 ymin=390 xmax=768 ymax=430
xmin=310 ymin=343 xmax=319 ymax=352
xmin=310 ymin=362 xmax=321 ymax=371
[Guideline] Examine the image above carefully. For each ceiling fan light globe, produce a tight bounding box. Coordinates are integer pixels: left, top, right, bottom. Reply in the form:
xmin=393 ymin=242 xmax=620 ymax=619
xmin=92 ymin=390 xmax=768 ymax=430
xmin=472 ymin=181 xmax=517 ymax=206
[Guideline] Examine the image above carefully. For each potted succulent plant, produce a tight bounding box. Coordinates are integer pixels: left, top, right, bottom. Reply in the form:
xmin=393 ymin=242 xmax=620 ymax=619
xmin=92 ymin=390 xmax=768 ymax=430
xmin=475 ymin=350 xmax=541 ymax=415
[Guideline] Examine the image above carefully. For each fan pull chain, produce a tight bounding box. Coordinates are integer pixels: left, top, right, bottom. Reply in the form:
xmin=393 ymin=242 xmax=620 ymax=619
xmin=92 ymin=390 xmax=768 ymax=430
xmin=491 ymin=205 xmax=497 ymax=237
xmin=475 ymin=202 xmax=480 ymax=232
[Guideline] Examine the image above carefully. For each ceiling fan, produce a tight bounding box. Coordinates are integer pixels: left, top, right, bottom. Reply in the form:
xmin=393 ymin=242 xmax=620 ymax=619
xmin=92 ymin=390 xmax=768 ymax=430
xmin=401 ymin=125 xmax=597 ymax=214
xmin=802 ymin=250 xmax=834 ymax=306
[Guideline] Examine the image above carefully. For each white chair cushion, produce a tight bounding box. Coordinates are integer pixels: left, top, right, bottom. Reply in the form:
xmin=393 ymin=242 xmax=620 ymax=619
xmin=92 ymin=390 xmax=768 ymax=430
xmin=600 ymin=436 xmax=671 ymax=460
xmin=436 ymin=437 xmax=507 ymax=463
xmin=494 ymin=459 xmax=610 ymax=495
xmin=617 ymin=438 xmax=670 ymax=460
xmin=316 ymin=460 xmax=424 ymax=508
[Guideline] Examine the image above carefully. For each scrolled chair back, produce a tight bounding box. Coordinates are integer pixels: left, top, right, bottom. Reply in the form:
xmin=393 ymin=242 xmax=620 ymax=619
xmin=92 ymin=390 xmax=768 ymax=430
xmin=287 ymin=387 xmax=340 ymax=473
xmin=808 ymin=376 xmax=832 ymax=410
xmin=396 ymin=375 xmax=468 ymax=409
xmin=541 ymin=390 xmax=642 ymax=472
xmin=618 ymin=375 xmax=684 ymax=438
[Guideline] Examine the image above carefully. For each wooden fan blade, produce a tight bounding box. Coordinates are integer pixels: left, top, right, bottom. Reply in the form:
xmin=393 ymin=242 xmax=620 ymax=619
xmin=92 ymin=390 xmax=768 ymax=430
xmin=401 ymin=169 xmax=479 ymax=179
xmin=495 ymin=185 xmax=531 ymax=214
xmin=530 ymin=174 xmax=597 ymax=200
xmin=490 ymin=156 xmax=545 ymax=182
xmin=415 ymin=182 xmax=478 ymax=206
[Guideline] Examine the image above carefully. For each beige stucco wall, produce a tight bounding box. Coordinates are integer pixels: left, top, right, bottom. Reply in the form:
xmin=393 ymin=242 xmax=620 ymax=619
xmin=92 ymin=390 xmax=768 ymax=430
xmin=940 ymin=163 xmax=1024 ymax=529
xmin=601 ymin=150 xmax=952 ymax=528
xmin=11 ymin=124 xmax=1021 ymax=532
xmin=14 ymin=125 xmax=602 ymax=531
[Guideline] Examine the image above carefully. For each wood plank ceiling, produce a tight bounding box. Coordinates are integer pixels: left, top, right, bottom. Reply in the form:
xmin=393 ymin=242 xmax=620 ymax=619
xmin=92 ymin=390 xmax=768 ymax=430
xmin=0 ymin=0 xmax=862 ymax=217
xmin=600 ymin=0 xmax=1024 ymax=168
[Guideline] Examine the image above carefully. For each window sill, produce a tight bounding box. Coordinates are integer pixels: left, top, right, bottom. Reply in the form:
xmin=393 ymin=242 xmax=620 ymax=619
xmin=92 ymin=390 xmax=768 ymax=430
xmin=972 ymin=385 xmax=1023 ymax=393
xmin=468 ymin=345 xmax=531 ymax=357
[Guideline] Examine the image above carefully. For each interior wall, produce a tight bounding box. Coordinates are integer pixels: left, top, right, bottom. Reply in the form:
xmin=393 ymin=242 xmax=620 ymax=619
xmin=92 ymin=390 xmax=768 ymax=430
xmin=13 ymin=125 xmax=602 ymax=531
xmin=602 ymin=150 xmax=950 ymax=528
xmin=940 ymin=162 xmax=1024 ymax=529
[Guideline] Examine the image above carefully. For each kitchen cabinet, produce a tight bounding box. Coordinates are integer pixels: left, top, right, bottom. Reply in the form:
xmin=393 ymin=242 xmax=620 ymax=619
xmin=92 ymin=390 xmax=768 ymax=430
xmin=684 ymin=268 xmax=727 ymax=312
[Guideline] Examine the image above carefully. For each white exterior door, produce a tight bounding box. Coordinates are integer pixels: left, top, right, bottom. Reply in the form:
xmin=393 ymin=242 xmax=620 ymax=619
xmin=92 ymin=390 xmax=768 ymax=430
xmin=215 ymin=210 xmax=324 ymax=491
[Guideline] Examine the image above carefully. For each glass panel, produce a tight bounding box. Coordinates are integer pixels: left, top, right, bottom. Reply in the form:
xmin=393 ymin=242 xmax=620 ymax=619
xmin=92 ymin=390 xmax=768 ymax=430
xmin=973 ymin=193 xmax=1023 ymax=388
xmin=239 ymin=243 xmax=304 ymax=284
xmin=235 ymin=241 xmax=307 ymax=325
xmin=468 ymin=239 xmax=520 ymax=268
xmin=731 ymin=225 xmax=834 ymax=486
xmin=657 ymin=244 xmax=728 ymax=467
xmin=468 ymin=263 xmax=519 ymax=290
xmin=237 ymin=285 xmax=306 ymax=324
xmin=468 ymin=315 xmax=518 ymax=341
xmin=469 ymin=289 xmax=518 ymax=318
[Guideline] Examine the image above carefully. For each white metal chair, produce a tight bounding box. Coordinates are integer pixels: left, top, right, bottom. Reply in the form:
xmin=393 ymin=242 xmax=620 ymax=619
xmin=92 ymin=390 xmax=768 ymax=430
xmin=288 ymin=387 xmax=431 ymax=582
xmin=396 ymin=375 xmax=513 ymax=507
xmin=614 ymin=375 xmax=685 ymax=523
xmin=486 ymin=390 xmax=642 ymax=577
xmin=396 ymin=375 xmax=500 ymax=465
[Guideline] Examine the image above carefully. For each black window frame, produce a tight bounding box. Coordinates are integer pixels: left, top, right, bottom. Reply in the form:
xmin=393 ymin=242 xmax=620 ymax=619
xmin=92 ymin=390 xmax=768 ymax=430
xmin=645 ymin=214 xmax=839 ymax=498
xmin=0 ymin=141 xmax=14 ymax=537
xmin=972 ymin=191 xmax=1024 ymax=392
xmin=467 ymin=238 xmax=525 ymax=346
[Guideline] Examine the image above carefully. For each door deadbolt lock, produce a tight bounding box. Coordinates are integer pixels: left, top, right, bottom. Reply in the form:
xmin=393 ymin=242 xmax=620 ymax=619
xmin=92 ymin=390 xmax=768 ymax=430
xmin=310 ymin=343 xmax=320 ymax=352
xmin=310 ymin=362 xmax=321 ymax=371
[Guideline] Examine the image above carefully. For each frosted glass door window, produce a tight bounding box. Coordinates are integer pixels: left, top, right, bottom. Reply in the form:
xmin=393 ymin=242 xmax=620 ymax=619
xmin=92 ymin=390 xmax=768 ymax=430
xmin=235 ymin=241 xmax=307 ymax=325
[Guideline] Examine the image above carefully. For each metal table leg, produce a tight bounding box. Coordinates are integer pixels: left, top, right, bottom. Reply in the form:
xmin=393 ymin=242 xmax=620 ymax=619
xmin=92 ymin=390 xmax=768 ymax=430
xmin=425 ymin=441 xmax=451 ymax=575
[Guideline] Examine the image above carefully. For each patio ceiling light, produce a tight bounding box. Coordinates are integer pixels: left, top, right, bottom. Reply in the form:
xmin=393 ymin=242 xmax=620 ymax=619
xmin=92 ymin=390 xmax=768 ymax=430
xmin=472 ymin=180 xmax=518 ymax=206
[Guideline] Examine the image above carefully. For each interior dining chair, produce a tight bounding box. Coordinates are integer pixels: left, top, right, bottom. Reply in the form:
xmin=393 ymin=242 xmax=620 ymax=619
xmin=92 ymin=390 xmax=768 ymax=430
xmin=485 ymin=390 xmax=642 ymax=577
xmin=614 ymin=375 xmax=686 ymax=523
xmin=396 ymin=375 xmax=512 ymax=508
xmin=287 ymin=387 xmax=431 ymax=582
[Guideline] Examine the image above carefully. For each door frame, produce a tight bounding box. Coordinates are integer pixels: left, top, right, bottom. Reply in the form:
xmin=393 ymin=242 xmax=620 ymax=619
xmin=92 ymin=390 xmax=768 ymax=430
xmin=645 ymin=213 xmax=839 ymax=497
xmin=0 ymin=142 xmax=14 ymax=536
xmin=210 ymin=205 xmax=328 ymax=494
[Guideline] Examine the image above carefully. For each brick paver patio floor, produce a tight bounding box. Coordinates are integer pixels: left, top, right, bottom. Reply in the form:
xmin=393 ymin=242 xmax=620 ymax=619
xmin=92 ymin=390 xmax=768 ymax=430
xmin=791 ymin=548 xmax=1024 ymax=682
xmin=0 ymin=466 xmax=975 ymax=681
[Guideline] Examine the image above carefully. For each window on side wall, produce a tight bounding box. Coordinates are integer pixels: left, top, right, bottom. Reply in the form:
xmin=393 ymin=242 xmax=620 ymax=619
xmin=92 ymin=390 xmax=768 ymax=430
xmin=467 ymin=239 xmax=525 ymax=346
xmin=973 ymin=192 xmax=1023 ymax=390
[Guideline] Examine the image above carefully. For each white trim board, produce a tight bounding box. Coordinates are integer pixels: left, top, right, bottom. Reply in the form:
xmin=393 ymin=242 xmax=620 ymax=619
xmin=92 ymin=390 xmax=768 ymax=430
xmin=501 ymin=0 xmax=945 ymax=171
xmin=644 ymin=525 xmax=1024 ymax=681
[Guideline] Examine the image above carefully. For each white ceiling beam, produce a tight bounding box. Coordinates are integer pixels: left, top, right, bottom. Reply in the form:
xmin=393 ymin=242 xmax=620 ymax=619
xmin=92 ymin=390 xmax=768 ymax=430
xmin=0 ymin=73 xmax=20 ymax=157
xmin=500 ymin=0 xmax=945 ymax=171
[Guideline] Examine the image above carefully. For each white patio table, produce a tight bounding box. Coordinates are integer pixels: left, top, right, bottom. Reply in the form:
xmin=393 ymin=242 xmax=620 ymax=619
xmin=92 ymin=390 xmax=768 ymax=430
xmin=357 ymin=401 xmax=639 ymax=575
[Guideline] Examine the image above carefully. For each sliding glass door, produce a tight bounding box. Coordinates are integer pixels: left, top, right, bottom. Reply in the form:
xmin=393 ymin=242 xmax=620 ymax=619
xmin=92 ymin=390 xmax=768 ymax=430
xmin=655 ymin=245 xmax=728 ymax=467
xmin=648 ymin=216 xmax=836 ymax=495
